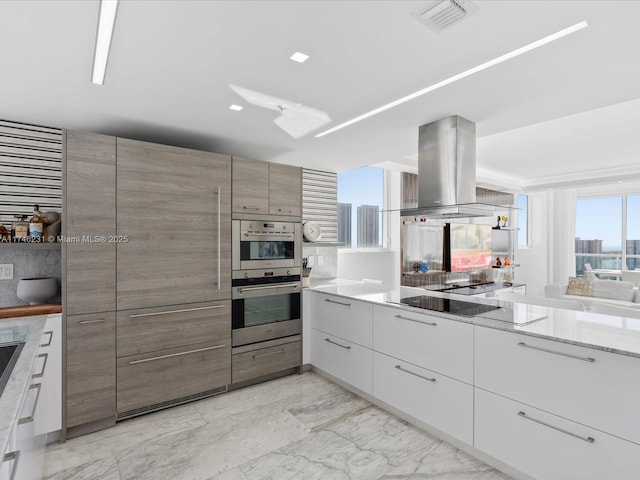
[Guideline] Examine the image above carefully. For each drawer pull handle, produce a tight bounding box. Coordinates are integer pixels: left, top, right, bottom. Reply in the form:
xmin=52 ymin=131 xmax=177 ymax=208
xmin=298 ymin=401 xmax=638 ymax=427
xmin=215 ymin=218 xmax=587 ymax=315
xmin=129 ymin=305 xmax=226 ymax=318
xmin=2 ymin=450 xmax=19 ymax=480
xmin=252 ymin=349 xmax=285 ymax=359
xmin=517 ymin=342 xmax=595 ymax=363
xmin=324 ymin=338 xmax=351 ymax=350
xmin=395 ymin=365 xmax=436 ymax=383
xmin=517 ymin=411 xmax=595 ymax=444
xmin=79 ymin=318 xmax=106 ymax=325
xmin=41 ymin=330 xmax=53 ymax=347
xmin=394 ymin=314 xmax=437 ymax=326
xmin=129 ymin=344 xmax=226 ymax=365
xmin=242 ymin=206 xmax=261 ymax=210
xmin=32 ymin=353 xmax=48 ymax=379
xmin=18 ymin=383 xmax=42 ymax=425
xmin=278 ymin=208 xmax=293 ymax=213
xmin=324 ymin=298 xmax=351 ymax=307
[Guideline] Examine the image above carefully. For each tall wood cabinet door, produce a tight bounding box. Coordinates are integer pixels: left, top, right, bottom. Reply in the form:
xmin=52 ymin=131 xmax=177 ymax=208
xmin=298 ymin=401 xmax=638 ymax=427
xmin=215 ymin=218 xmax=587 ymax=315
xmin=66 ymin=312 xmax=116 ymax=430
xmin=268 ymin=163 xmax=301 ymax=217
xmin=65 ymin=130 xmax=116 ymax=315
xmin=232 ymin=156 xmax=269 ymax=214
xmin=116 ymin=138 xmax=231 ymax=310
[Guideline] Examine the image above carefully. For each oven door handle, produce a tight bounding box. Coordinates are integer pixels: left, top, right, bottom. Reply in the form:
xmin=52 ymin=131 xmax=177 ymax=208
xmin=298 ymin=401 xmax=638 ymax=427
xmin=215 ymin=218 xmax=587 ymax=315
xmin=243 ymin=232 xmax=295 ymax=239
xmin=238 ymin=283 xmax=300 ymax=294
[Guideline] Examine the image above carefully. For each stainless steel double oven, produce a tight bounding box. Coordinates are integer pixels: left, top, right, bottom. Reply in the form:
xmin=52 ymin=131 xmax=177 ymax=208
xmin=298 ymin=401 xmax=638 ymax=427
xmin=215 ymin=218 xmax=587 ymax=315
xmin=231 ymin=220 xmax=302 ymax=347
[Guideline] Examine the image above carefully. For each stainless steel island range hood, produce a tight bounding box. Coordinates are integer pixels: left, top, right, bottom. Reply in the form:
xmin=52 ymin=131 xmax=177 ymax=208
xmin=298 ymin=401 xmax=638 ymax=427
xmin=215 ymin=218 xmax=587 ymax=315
xmin=401 ymin=115 xmax=498 ymax=218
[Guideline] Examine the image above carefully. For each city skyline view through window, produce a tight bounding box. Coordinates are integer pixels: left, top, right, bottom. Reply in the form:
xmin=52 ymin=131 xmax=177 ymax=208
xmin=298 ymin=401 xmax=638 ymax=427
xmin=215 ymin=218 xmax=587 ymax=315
xmin=337 ymin=166 xmax=383 ymax=248
xmin=575 ymin=195 xmax=640 ymax=275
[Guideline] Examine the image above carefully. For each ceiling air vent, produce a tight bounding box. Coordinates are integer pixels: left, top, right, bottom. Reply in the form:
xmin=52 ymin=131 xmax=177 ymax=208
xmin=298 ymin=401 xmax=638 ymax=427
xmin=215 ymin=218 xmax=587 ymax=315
xmin=413 ymin=0 xmax=478 ymax=33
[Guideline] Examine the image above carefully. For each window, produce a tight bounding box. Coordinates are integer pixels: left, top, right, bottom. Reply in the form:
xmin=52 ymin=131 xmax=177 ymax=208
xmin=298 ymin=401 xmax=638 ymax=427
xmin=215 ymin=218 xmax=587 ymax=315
xmin=575 ymin=196 xmax=626 ymax=276
xmin=337 ymin=166 xmax=384 ymax=248
xmin=517 ymin=193 xmax=529 ymax=248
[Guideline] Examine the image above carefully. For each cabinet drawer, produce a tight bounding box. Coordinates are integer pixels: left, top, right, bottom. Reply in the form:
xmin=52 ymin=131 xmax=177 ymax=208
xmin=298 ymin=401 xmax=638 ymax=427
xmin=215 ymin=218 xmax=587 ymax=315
xmin=311 ymin=328 xmax=372 ymax=394
xmin=372 ymin=351 xmax=473 ymax=445
xmin=117 ymin=301 xmax=231 ymax=357
xmin=117 ymin=339 xmax=231 ymax=414
xmin=34 ymin=314 xmax=62 ymax=435
xmin=312 ymin=293 xmax=373 ymax=348
xmin=475 ymin=326 xmax=640 ymax=444
xmin=232 ymin=339 xmax=300 ymax=384
xmin=66 ymin=312 xmax=116 ymax=428
xmin=372 ymin=305 xmax=473 ymax=384
xmin=475 ymin=388 xmax=640 ymax=480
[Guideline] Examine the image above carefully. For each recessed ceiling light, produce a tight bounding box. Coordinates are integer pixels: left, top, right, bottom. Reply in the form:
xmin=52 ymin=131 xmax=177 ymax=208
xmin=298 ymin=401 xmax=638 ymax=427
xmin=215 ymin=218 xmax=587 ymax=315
xmin=229 ymin=104 xmax=243 ymax=111
xmin=315 ymin=20 xmax=588 ymax=138
xmin=91 ymin=0 xmax=119 ymax=85
xmin=290 ymin=51 xmax=309 ymax=63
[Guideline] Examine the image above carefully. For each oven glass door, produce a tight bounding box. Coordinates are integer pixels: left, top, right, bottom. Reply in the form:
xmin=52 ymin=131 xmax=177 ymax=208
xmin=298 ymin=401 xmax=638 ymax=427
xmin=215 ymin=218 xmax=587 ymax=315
xmin=233 ymin=292 xmax=300 ymax=329
xmin=240 ymin=240 xmax=295 ymax=263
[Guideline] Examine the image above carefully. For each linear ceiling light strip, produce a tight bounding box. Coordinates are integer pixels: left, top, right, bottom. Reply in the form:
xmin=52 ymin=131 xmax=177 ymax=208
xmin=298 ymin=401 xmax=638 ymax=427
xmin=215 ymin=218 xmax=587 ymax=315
xmin=91 ymin=0 xmax=119 ymax=85
xmin=315 ymin=20 xmax=588 ymax=138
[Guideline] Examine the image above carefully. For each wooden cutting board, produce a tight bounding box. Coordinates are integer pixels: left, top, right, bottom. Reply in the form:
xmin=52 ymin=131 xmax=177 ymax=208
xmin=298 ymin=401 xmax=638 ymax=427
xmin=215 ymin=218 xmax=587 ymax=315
xmin=0 ymin=304 xmax=62 ymax=319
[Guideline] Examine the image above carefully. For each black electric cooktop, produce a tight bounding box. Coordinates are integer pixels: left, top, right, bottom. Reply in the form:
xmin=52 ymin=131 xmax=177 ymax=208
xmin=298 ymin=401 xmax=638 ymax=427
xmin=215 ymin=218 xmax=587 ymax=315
xmin=397 ymin=296 xmax=500 ymax=317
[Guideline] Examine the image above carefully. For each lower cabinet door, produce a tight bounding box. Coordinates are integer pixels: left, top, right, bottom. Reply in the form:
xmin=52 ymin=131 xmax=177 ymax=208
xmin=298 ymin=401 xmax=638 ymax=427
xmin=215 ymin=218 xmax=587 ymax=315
xmin=66 ymin=312 xmax=116 ymax=429
xmin=117 ymin=339 xmax=231 ymax=415
xmin=475 ymin=388 xmax=640 ymax=480
xmin=311 ymin=328 xmax=372 ymax=394
xmin=232 ymin=339 xmax=301 ymax=384
xmin=372 ymin=351 xmax=473 ymax=445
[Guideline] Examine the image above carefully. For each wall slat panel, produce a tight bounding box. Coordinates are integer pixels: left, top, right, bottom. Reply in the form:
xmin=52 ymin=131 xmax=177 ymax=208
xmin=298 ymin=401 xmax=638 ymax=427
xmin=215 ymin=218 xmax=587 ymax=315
xmin=302 ymin=169 xmax=337 ymax=243
xmin=0 ymin=120 xmax=62 ymax=224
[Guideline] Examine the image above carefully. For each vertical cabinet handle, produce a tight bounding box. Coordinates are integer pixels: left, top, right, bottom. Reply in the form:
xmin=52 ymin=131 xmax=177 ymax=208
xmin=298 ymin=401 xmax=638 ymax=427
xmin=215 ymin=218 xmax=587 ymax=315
xmin=216 ymin=186 xmax=221 ymax=291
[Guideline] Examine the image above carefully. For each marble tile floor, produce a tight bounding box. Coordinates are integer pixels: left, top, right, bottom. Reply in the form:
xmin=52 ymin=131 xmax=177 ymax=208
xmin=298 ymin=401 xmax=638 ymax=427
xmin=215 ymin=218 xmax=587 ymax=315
xmin=43 ymin=372 xmax=513 ymax=480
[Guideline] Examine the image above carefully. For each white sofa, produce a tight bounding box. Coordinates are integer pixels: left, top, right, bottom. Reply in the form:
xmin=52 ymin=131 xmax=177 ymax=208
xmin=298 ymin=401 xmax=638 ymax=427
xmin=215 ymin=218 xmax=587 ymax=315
xmin=545 ymin=278 xmax=640 ymax=310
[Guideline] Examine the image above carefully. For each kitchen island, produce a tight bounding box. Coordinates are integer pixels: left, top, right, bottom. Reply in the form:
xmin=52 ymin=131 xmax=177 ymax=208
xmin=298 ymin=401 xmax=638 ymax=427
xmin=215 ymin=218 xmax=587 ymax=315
xmin=307 ymin=280 xmax=640 ymax=480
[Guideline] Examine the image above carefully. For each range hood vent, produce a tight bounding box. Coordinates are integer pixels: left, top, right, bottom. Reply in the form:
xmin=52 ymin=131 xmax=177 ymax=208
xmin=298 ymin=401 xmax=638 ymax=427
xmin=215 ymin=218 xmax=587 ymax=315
xmin=401 ymin=115 xmax=512 ymax=219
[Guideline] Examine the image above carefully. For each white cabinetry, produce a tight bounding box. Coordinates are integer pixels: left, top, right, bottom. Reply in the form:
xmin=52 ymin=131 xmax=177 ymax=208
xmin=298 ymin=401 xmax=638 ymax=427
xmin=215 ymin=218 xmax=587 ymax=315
xmin=372 ymin=305 xmax=473 ymax=384
xmin=311 ymin=329 xmax=372 ymax=394
xmin=310 ymin=293 xmax=373 ymax=393
xmin=475 ymin=326 xmax=640 ymax=445
xmin=34 ymin=314 xmax=61 ymax=436
xmin=312 ymin=293 xmax=372 ymax=347
xmin=372 ymin=351 xmax=473 ymax=444
xmin=475 ymin=388 xmax=639 ymax=480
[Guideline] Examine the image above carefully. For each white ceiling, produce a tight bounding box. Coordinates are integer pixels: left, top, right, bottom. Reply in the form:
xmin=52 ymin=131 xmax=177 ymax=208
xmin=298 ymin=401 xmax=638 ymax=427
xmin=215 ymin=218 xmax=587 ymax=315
xmin=1 ymin=0 xmax=640 ymax=191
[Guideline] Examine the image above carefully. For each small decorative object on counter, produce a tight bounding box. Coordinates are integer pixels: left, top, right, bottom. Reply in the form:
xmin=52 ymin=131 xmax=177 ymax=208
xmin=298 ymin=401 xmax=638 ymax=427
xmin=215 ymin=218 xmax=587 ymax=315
xmin=302 ymin=257 xmax=312 ymax=288
xmin=412 ymin=262 xmax=421 ymax=272
xmin=501 ymin=215 xmax=509 ymax=228
xmin=28 ymin=204 xmax=44 ymax=241
xmin=493 ymin=215 xmax=501 ymax=230
xmin=419 ymin=262 xmax=429 ymax=272
xmin=495 ymin=257 xmax=502 ymax=267
xmin=0 ymin=224 xmax=9 ymax=242
xmin=13 ymin=215 xmax=29 ymax=241
xmin=503 ymin=256 xmax=511 ymax=266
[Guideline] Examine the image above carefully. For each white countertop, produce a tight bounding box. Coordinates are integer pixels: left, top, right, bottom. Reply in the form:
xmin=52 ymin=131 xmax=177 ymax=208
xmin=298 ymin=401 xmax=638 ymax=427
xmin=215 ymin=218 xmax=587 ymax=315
xmin=0 ymin=314 xmax=48 ymax=456
xmin=310 ymin=279 xmax=640 ymax=359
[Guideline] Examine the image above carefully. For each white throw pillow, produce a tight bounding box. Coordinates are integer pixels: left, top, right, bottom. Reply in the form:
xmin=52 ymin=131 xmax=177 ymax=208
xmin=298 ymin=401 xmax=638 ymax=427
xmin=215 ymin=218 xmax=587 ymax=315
xmin=591 ymin=279 xmax=635 ymax=302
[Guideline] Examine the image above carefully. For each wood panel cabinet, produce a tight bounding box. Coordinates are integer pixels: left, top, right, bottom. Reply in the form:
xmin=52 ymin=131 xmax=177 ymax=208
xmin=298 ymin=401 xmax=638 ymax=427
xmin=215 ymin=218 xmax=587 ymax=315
xmin=117 ymin=300 xmax=231 ymax=357
xmin=117 ymin=340 xmax=230 ymax=415
xmin=232 ymin=156 xmax=301 ymax=218
xmin=231 ymin=156 xmax=269 ymax=215
xmin=268 ymin=162 xmax=301 ymax=217
xmin=64 ymin=130 xmax=116 ymax=315
xmin=232 ymin=337 xmax=301 ymax=384
xmin=116 ymin=138 xmax=231 ymax=310
xmin=66 ymin=312 xmax=116 ymax=435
